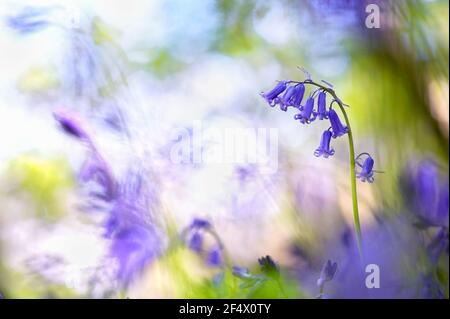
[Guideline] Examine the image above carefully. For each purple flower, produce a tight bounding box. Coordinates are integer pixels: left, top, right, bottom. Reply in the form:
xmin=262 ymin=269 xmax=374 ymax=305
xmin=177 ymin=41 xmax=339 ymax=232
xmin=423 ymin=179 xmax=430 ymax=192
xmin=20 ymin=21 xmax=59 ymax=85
xmin=111 ymin=225 xmax=161 ymax=284
xmin=278 ymin=86 xmax=297 ymax=111
xmin=79 ymin=153 xmax=117 ymax=201
xmin=328 ymin=109 xmax=348 ymax=138
xmin=314 ymin=130 xmax=335 ymax=158
xmin=402 ymin=160 xmax=448 ymax=228
xmin=189 ymin=218 xmax=211 ymax=230
xmin=316 ymin=91 xmax=329 ymax=120
xmin=317 ymin=259 xmax=338 ymax=287
xmin=290 ymin=83 xmax=305 ymax=108
xmin=206 ymin=246 xmax=223 ymax=267
xmin=53 ymin=109 xmax=90 ymax=141
xmin=232 ymin=266 xmax=252 ymax=279
xmin=356 ymin=153 xmax=375 ymax=183
xmin=6 ymin=6 xmax=53 ymax=34
xmin=258 ymin=255 xmax=280 ymax=279
xmin=260 ymin=81 xmax=287 ymax=106
xmin=187 ymin=232 xmax=203 ymax=253
xmin=294 ymin=97 xmax=316 ymax=124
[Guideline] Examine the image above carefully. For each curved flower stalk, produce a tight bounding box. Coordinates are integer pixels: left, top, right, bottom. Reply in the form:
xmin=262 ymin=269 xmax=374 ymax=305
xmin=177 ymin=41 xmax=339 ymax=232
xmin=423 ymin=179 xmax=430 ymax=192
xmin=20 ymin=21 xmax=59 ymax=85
xmin=261 ymin=71 xmax=381 ymax=259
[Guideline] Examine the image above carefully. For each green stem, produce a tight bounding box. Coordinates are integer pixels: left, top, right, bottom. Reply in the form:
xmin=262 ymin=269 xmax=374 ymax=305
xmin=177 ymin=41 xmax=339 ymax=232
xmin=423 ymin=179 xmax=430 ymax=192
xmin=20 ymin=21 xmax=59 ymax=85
xmin=291 ymin=80 xmax=364 ymax=260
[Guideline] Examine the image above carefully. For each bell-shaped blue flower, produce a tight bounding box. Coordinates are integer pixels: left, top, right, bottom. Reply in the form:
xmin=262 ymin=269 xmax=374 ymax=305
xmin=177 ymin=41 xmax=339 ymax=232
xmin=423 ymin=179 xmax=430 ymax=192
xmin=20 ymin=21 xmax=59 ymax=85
xmin=314 ymin=130 xmax=335 ymax=158
xmin=187 ymin=231 xmax=203 ymax=253
xmin=279 ymin=86 xmax=297 ymax=111
xmin=206 ymin=246 xmax=223 ymax=267
xmin=329 ymin=109 xmax=349 ymax=138
xmin=290 ymin=83 xmax=305 ymax=108
xmin=357 ymin=154 xmax=375 ymax=183
xmin=316 ymin=91 xmax=329 ymax=120
xmin=260 ymin=81 xmax=287 ymax=106
xmin=294 ymin=97 xmax=316 ymax=124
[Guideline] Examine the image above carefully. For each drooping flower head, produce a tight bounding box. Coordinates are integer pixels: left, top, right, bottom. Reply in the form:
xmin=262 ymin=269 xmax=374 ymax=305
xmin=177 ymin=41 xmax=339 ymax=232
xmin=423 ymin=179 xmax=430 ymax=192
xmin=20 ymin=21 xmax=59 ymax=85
xmin=356 ymin=153 xmax=376 ymax=183
xmin=260 ymin=81 xmax=287 ymax=106
xmin=258 ymin=255 xmax=280 ymax=280
xmin=400 ymin=160 xmax=448 ymax=229
xmin=316 ymin=259 xmax=337 ymax=298
xmin=314 ymin=130 xmax=335 ymax=158
xmin=328 ymin=108 xmax=348 ymax=138
xmin=6 ymin=6 xmax=55 ymax=34
xmin=182 ymin=218 xmax=224 ymax=268
xmin=53 ymin=109 xmax=90 ymax=141
xmin=206 ymin=246 xmax=223 ymax=267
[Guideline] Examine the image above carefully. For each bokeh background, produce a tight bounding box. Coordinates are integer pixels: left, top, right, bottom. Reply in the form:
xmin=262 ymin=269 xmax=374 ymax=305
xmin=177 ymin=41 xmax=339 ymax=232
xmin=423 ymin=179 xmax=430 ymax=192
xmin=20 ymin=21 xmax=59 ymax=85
xmin=0 ymin=0 xmax=448 ymax=299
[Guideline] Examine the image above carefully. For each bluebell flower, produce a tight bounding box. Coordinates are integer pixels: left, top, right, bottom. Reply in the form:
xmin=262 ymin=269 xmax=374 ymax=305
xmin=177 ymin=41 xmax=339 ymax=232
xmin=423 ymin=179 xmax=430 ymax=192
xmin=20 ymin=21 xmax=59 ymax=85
xmin=232 ymin=266 xmax=265 ymax=289
xmin=6 ymin=6 xmax=53 ymax=34
xmin=260 ymin=81 xmax=287 ymax=106
xmin=314 ymin=130 xmax=335 ymax=158
xmin=232 ymin=266 xmax=252 ymax=279
xmin=206 ymin=246 xmax=223 ymax=267
xmin=189 ymin=218 xmax=211 ymax=230
xmin=328 ymin=109 xmax=348 ymax=138
xmin=290 ymin=83 xmax=305 ymax=108
xmin=317 ymin=259 xmax=337 ymax=292
xmin=53 ymin=109 xmax=90 ymax=141
xmin=356 ymin=153 xmax=375 ymax=183
xmin=258 ymin=255 xmax=280 ymax=280
xmin=79 ymin=153 xmax=117 ymax=202
xmin=187 ymin=232 xmax=203 ymax=253
xmin=401 ymin=160 xmax=448 ymax=228
xmin=111 ymin=224 xmax=161 ymax=284
xmin=316 ymin=91 xmax=329 ymax=120
xmin=294 ymin=97 xmax=316 ymax=124
xmin=278 ymin=86 xmax=297 ymax=111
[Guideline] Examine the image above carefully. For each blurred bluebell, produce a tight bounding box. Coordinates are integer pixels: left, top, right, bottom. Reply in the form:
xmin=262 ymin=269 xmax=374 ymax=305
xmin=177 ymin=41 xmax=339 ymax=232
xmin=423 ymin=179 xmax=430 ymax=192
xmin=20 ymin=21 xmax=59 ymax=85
xmin=401 ymin=160 xmax=449 ymax=228
xmin=111 ymin=225 xmax=161 ymax=284
xmin=187 ymin=232 xmax=203 ymax=253
xmin=317 ymin=260 xmax=337 ymax=287
xmin=206 ymin=246 xmax=223 ymax=267
xmin=190 ymin=218 xmax=212 ymax=230
xmin=6 ymin=6 xmax=53 ymax=34
xmin=314 ymin=130 xmax=335 ymax=158
xmin=232 ymin=266 xmax=252 ymax=279
xmin=258 ymin=255 xmax=280 ymax=280
xmin=53 ymin=109 xmax=90 ymax=141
